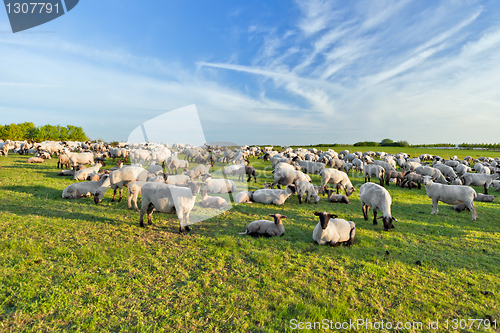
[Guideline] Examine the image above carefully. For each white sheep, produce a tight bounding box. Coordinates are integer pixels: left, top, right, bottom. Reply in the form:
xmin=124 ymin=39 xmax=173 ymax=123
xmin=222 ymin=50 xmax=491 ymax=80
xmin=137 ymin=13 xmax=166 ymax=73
xmin=319 ymin=168 xmax=355 ymax=196
xmin=422 ymin=175 xmax=477 ymax=221
xmin=312 ymin=212 xmax=355 ymax=246
xmin=271 ymin=168 xmax=310 ymax=189
xmin=296 ymin=180 xmax=320 ymax=204
xmin=62 ymin=175 xmax=109 ymax=199
xmin=66 ymin=152 xmax=94 ymax=170
xmin=200 ymin=188 xmax=229 ymax=210
xmin=326 ymin=189 xmax=350 ymax=204
xmin=201 ymin=174 xmax=237 ymax=194
xmin=234 ymin=191 xmax=254 ymax=204
xmin=252 ymin=185 xmax=296 ymax=205
xmin=139 ymin=181 xmax=205 ymax=233
xmin=359 ymin=182 xmax=397 ymax=231
xmin=239 ymin=214 xmax=287 ymax=237
xmin=461 ymin=173 xmax=499 ymax=194
xmin=74 ymin=162 xmax=103 ymax=181
xmin=165 ymin=174 xmax=190 ymax=185
xmin=363 ymin=162 xmax=385 ymax=187
xmin=94 ymin=166 xmax=149 ymax=204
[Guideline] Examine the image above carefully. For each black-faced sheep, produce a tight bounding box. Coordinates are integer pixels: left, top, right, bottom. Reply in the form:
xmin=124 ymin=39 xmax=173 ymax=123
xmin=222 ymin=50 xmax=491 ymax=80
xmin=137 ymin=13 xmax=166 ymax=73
xmin=238 ymin=214 xmax=286 ymax=237
xmin=359 ymin=182 xmax=397 ymax=231
xmin=312 ymin=212 xmax=355 ymax=246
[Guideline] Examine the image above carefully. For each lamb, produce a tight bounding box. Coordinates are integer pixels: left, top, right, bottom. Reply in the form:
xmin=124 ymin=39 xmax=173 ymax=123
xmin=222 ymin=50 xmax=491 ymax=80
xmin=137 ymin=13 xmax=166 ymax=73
xmin=94 ymin=166 xmax=149 ymax=204
xmin=252 ymin=185 xmax=296 ymax=205
xmin=312 ymin=212 xmax=355 ymax=246
xmin=165 ymin=174 xmax=190 ymax=185
xmin=74 ymin=162 xmax=103 ymax=181
xmin=455 ymin=164 xmax=471 ymax=177
xmin=461 ymin=173 xmax=499 ymax=194
xmin=139 ymin=181 xmax=205 ymax=233
xmin=363 ymin=162 xmax=385 ymax=187
xmin=62 ymin=175 xmax=109 ymax=199
xmin=372 ymin=160 xmax=396 ymax=185
xmin=202 ymin=174 xmax=237 ymax=194
xmin=296 ymin=181 xmax=320 ymax=204
xmin=271 ymin=168 xmax=310 ymax=189
xmin=326 ymin=189 xmax=350 ymax=204
xmin=422 ymin=175 xmax=477 ymax=221
xmin=57 ymin=154 xmax=71 ymax=169
xmin=386 ymin=170 xmax=405 ymax=186
xmin=185 ymin=164 xmax=211 ymax=180
xmin=200 ymin=189 xmax=229 ymax=210
xmin=234 ymin=191 xmax=255 ymax=204
xmin=238 ymin=214 xmax=287 ymax=237
xmin=401 ymin=172 xmax=424 ymax=189
xmin=26 ymin=157 xmax=44 ymax=163
xmin=164 ymin=153 xmax=189 ymax=174
xmin=359 ymin=182 xmax=397 ymax=231
xmin=148 ymin=164 xmax=164 ymax=177
xmin=319 ymin=168 xmax=355 ymax=196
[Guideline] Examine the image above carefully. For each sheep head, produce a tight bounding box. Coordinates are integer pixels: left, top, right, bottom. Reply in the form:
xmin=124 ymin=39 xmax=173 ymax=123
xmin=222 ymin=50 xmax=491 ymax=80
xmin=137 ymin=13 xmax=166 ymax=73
xmin=269 ymin=214 xmax=287 ymax=225
xmin=379 ymin=216 xmax=397 ymax=231
xmin=188 ymin=181 xmax=205 ymax=197
xmin=314 ymin=211 xmax=338 ymax=230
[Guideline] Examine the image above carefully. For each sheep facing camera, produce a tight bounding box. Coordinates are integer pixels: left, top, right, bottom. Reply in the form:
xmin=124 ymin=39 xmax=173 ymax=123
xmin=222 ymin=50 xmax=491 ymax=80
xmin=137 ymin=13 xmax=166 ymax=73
xmin=4 ymin=0 xmax=79 ymax=33
xmin=127 ymin=104 xmax=249 ymax=229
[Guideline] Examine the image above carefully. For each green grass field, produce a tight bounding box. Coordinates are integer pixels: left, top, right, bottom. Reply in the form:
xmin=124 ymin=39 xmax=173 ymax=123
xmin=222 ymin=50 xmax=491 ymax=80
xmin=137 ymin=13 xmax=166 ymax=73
xmin=0 ymin=150 xmax=499 ymax=332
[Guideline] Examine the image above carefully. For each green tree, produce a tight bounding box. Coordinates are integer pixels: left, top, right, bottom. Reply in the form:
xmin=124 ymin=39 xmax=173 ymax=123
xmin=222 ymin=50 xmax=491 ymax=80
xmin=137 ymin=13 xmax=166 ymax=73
xmin=380 ymin=138 xmax=394 ymax=146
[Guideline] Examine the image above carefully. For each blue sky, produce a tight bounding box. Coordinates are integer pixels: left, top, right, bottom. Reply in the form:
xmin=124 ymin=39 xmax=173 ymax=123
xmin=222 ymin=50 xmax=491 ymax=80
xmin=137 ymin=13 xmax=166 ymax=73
xmin=1 ymin=0 xmax=500 ymax=145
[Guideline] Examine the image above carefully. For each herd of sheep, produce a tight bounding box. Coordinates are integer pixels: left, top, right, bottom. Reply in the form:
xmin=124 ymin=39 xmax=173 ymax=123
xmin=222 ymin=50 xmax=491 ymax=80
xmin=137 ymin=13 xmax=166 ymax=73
xmin=1 ymin=139 xmax=499 ymax=246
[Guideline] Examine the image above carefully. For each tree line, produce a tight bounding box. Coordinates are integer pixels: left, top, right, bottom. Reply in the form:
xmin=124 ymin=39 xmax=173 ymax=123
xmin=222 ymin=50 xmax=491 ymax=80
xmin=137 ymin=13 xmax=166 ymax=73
xmin=0 ymin=122 xmax=88 ymax=142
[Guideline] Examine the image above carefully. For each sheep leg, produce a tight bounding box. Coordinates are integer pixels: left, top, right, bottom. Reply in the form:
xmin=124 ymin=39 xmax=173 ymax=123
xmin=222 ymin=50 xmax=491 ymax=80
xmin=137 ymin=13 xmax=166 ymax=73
xmin=362 ymin=204 xmax=369 ymax=221
xmin=118 ymin=187 xmax=123 ymax=202
xmin=134 ymin=192 xmax=140 ymax=211
xmin=467 ymin=201 xmax=477 ymax=221
xmin=431 ymin=198 xmax=439 ymax=214
xmin=127 ymin=192 xmax=133 ymax=209
xmin=380 ymin=177 xmax=385 ymax=187
xmin=112 ymin=188 xmax=117 ymax=202
xmin=483 ymin=184 xmax=489 ymax=195
xmin=372 ymin=209 xmax=378 ymax=225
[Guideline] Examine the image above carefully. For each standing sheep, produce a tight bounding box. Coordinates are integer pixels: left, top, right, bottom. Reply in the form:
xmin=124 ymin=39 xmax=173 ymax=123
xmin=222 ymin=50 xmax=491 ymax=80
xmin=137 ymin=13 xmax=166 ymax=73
xmin=296 ymin=181 xmax=320 ymax=204
xmin=359 ymin=182 xmax=397 ymax=231
xmin=319 ymin=168 xmax=355 ymax=196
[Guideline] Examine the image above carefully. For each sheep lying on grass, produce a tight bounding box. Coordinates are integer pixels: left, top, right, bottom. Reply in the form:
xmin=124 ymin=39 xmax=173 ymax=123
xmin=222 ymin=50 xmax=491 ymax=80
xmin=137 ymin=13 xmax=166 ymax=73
xmin=238 ymin=214 xmax=286 ymax=237
xmin=454 ymin=193 xmax=495 ymax=212
xmin=26 ymin=157 xmax=44 ymax=163
xmin=235 ymin=191 xmax=254 ymax=204
xmin=359 ymin=182 xmax=397 ymax=231
xmin=200 ymin=189 xmax=229 ymax=210
xmin=252 ymin=185 xmax=296 ymax=205
xmin=139 ymin=181 xmax=205 ymax=233
xmin=422 ymin=175 xmax=477 ymax=221
xmin=326 ymin=190 xmax=350 ymax=204
xmin=202 ymin=174 xmax=237 ymax=194
xmin=312 ymin=212 xmax=355 ymax=246
xmin=62 ymin=175 xmax=109 ymax=199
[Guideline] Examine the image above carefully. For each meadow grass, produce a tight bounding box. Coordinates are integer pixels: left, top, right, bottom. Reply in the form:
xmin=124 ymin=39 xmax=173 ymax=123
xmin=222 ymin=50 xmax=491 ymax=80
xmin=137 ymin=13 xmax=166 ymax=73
xmin=0 ymin=151 xmax=499 ymax=332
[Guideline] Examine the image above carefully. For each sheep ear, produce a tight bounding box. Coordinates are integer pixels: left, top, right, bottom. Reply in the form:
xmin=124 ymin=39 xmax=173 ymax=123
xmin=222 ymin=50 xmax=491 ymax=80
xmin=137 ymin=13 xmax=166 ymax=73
xmin=313 ymin=211 xmax=321 ymax=216
xmin=269 ymin=214 xmax=275 ymax=217
xmin=392 ymin=217 xmax=398 ymax=222
xmin=281 ymin=215 xmax=288 ymax=219
xmin=329 ymin=214 xmax=338 ymax=219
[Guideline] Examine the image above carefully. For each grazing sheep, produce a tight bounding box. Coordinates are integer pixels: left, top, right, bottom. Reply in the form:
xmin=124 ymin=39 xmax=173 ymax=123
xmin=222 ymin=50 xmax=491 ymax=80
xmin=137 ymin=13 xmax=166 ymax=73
xmin=200 ymin=189 xmax=229 ymax=210
xmin=319 ymin=168 xmax=355 ymax=196
xmin=415 ymin=166 xmax=448 ymax=184
xmin=26 ymin=157 xmax=44 ymax=163
xmin=461 ymin=173 xmax=499 ymax=194
xmin=295 ymin=161 xmax=326 ymax=174
xmin=422 ymin=175 xmax=477 ymax=221
xmin=326 ymin=189 xmax=350 ymax=204
xmin=139 ymin=181 xmax=205 ymax=233
xmin=94 ymin=166 xmax=149 ymax=204
xmin=234 ymin=191 xmax=254 ymax=204
xmin=312 ymin=212 xmax=355 ymax=246
xmin=296 ymin=181 xmax=320 ymax=204
xmin=62 ymin=175 xmax=109 ymax=199
xmin=185 ymin=164 xmax=211 ymax=180
xmin=434 ymin=163 xmax=457 ymax=179
xmin=451 ymin=177 xmax=462 ymax=185
xmin=401 ymin=172 xmax=424 ymax=189
xmin=386 ymin=170 xmax=405 ymax=186
xmin=239 ymin=214 xmax=287 ymax=237
xmin=271 ymin=168 xmax=310 ymax=189
xmin=252 ymin=185 xmax=296 ymax=205
xmin=66 ymin=152 xmax=95 ymax=170
xmin=489 ymin=180 xmax=500 ymax=191
xmin=164 ymin=153 xmax=189 ymax=174
xmin=363 ymin=162 xmax=385 ymax=187
xmin=57 ymin=154 xmax=71 ymax=169
xmin=455 ymin=164 xmax=471 ymax=177
xmin=202 ymin=174 xmax=237 ymax=194
xmin=359 ymin=182 xmax=397 ymax=231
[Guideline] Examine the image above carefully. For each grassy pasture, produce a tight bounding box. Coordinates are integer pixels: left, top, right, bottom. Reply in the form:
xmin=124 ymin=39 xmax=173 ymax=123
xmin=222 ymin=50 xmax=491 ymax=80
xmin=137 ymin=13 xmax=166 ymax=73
xmin=0 ymin=151 xmax=499 ymax=332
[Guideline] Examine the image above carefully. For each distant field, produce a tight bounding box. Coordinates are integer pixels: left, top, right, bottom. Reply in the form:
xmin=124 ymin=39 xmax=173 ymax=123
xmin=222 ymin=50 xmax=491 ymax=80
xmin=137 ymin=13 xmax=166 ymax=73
xmin=0 ymin=149 xmax=499 ymax=332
